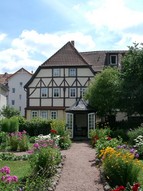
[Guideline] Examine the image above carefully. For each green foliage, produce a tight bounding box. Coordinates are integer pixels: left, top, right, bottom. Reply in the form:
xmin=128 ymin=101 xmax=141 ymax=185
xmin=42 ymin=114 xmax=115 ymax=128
xmin=0 ymin=152 xmax=29 ymax=161
xmin=29 ymin=147 xmax=61 ymax=177
xmin=7 ymin=131 xmax=29 ymax=151
xmin=85 ymin=67 xmax=120 ymax=117
xmin=96 ymin=137 xmax=122 ymax=158
xmin=102 ymin=148 xmax=143 ymax=187
xmin=59 ymin=136 xmax=72 ymax=149
xmin=19 ymin=117 xmax=51 ymax=136
xmin=120 ymin=43 xmax=143 ymax=115
xmin=0 ymin=105 xmax=20 ymax=118
xmin=24 ymin=169 xmax=51 ymax=191
xmin=51 ymin=119 xmax=72 ymax=149
xmin=0 ymin=131 xmax=7 ymax=144
xmin=127 ymin=126 xmax=143 ymax=145
xmin=111 ymin=128 xmax=128 ymax=142
xmin=89 ymin=127 xmax=111 ymax=147
xmin=1 ymin=116 xmax=19 ymax=133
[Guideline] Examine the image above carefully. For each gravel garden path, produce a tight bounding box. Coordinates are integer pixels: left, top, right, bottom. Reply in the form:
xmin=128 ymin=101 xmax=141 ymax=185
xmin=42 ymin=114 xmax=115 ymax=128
xmin=55 ymin=141 xmax=104 ymax=191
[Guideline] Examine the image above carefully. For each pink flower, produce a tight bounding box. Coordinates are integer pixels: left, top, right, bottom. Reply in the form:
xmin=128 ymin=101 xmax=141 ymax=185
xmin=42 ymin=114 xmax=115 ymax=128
xmin=0 ymin=166 xmax=10 ymax=174
xmin=12 ymin=175 xmax=18 ymax=182
xmin=33 ymin=143 xmax=40 ymax=149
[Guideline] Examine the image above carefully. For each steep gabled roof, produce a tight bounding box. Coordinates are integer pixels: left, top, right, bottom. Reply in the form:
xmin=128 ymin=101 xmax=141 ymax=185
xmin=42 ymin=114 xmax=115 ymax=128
xmin=7 ymin=68 xmax=32 ymax=80
xmin=42 ymin=41 xmax=90 ymax=67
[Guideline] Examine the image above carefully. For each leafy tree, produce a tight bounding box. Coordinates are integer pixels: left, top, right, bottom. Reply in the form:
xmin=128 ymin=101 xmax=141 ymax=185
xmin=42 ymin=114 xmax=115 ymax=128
xmin=120 ymin=43 xmax=143 ymax=116
xmin=0 ymin=105 xmax=20 ymax=118
xmin=85 ymin=67 xmax=120 ymax=117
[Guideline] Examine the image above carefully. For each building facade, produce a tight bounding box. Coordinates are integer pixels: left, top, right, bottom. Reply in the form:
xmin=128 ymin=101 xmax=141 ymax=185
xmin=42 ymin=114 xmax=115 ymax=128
xmin=7 ymin=68 xmax=32 ymax=116
xmin=24 ymin=41 xmax=126 ymax=138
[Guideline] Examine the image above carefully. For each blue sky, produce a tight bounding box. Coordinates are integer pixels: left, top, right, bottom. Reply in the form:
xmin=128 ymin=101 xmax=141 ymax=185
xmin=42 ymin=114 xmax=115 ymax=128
xmin=0 ymin=0 xmax=143 ymax=73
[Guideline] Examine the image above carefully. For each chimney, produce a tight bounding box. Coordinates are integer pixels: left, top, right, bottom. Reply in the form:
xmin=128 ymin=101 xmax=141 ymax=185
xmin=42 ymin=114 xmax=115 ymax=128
xmin=71 ymin=40 xmax=74 ymax=46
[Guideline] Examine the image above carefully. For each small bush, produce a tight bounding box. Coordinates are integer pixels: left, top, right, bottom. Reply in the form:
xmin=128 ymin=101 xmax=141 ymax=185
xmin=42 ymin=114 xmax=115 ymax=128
xmin=89 ymin=127 xmax=111 ymax=147
xmin=102 ymin=147 xmax=143 ymax=187
xmin=50 ymin=119 xmax=72 ymax=149
xmin=1 ymin=117 xmax=19 ymax=133
xmin=127 ymin=126 xmax=143 ymax=145
xmin=29 ymin=146 xmax=61 ymax=177
xmin=59 ymin=136 xmax=72 ymax=149
xmin=7 ymin=131 xmax=29 ymax=151
xmin=96 ymin=137 xmax=122 ymax=158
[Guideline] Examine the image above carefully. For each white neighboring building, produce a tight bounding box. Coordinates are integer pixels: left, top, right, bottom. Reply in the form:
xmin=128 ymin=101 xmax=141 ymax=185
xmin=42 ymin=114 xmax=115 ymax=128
xmin=0 ymin=83 xmax=8 ymax=112
xmin=7 ymin=68 xmax=32 ymax=116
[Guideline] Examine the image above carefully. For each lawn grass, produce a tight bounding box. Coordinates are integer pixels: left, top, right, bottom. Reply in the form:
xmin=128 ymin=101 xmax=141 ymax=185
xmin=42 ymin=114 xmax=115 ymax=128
xmin=0 ymin=160 xmax=31 ymax=179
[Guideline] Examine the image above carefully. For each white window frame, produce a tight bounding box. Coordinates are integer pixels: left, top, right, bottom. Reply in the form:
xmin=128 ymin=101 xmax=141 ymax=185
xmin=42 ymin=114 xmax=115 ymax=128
xmin=40 ymin=111 xmax=48 ymax=119
xmin=88 ymin=113 xmax=95 ymax=138
xmin=66 ymin=113 xmax=73 ymax=138
xmin=110 ymin=55 xmax=117 ymax=65
xmin=51 ymin=111 xmax=57 ymax=119
xmin=53 ymin=88 xmax=60 ymax=97
xmin=41 ymin=88 xmax=48 ymax=98
xmin=53 ymin=68 xmax=60 ymax=77
xmin=69 ymin=88 xmax=76 ymax=98
xmin=69 ymin=68 xmax=76 ymax=76
xmin=80 ymin=88 xmax=86 ymax=97
xmin=31 ymin=111 xmax=38 ymax=118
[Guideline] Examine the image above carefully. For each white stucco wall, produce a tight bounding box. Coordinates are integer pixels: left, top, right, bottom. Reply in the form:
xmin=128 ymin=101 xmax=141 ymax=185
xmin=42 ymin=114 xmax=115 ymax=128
xmin=7 ymin=69 xmax=32 ymax=116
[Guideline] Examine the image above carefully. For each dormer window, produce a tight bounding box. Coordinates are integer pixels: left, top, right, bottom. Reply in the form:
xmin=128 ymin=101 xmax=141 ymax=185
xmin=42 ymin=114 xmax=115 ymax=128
xmin=110 ymin=55 xmax=117 ymax=65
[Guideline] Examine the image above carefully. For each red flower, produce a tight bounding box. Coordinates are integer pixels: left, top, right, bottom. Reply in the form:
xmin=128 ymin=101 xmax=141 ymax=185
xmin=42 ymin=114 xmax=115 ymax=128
xmin=132 ymin=183 xmax=140 ymax=191
xmin=107 ymin=136 xmax=112 ymax=141
xmin=50 ymin=129 xmax=57 ymax=134
xmin=112 ymin=186 xmax=125 ymax=191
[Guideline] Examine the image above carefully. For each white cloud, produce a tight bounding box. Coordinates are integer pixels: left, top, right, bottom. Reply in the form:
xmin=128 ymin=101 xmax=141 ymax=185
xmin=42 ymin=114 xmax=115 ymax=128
xmin=0 ymin=30 xmax=96 ymax=73
xmin=0 ymin=33 xmax=7 ymax=41
xmin=85 ymin=0 xmax=143 ymax=32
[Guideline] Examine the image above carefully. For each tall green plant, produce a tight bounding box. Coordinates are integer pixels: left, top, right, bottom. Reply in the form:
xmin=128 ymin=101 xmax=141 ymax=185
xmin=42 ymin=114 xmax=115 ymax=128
xmin=1 ymin=117 xmax=19 ymax=133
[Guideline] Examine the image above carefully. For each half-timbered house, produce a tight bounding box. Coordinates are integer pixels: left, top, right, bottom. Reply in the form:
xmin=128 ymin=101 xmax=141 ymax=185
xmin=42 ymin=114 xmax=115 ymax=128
xmin=24 ymin=41 xmax=126 ymax=139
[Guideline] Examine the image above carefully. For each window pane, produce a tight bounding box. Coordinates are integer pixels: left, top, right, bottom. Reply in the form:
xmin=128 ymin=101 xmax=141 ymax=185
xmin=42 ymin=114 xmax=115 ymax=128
xmin=53 ymin=69 xmax=60 ymax=76
xmin=69 ymin=68 xmax=76 ymax=76
xmin=32 ymin=111 xmax=38 ymax=118
xmin=110 ymin=55 xmax=117 ymax=65
xmin=41 ymin=111 xmax=48 ymax=119
xmin=51 ymin=111 xmax=57 ymax=119
xmin=70 ymin=88 xmax=76 ymax=97
xmin=41 ymin=88 xmax=48 ymax=97
xmin=12 ymin=88 xmax=15 ymax=93
xmin=53 ymin=88 xmax=60 ymax=97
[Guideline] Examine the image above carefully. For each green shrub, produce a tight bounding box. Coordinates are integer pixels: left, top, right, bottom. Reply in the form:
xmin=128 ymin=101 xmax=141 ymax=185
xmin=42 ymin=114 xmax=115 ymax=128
xmin=127 ymin=126 xmax=143 ymax=145
xmin=89 ymin=127 xmax=111 ymax=147
xmin=7 ymin=131 xmax=29 ymax=151
xmin=0 ymin=131 xmax=7 ymax=144
xmin=24 ymin=169 xmax=51 ymax=191
xmin=50 ymin=119 xmax=67 ymax=136
xmin=50 ymin=119 xmax=72 ymax=149
xmin=96 ymin=137 xmax=122 ymax=158
xmin=29 ymin=146 xmax=61 ymax=177
xmin=19 ymin=118 xmax=51 ymax=136
xmin=1 ymin=117 xmax=19 ymax=133
xmin=111 ymin=128 xmax=128 ymax=142
xmin=59 ymin=136 xmax=72 ymax=149
xmin=102 ymin=147 xmax=143 ymax=187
